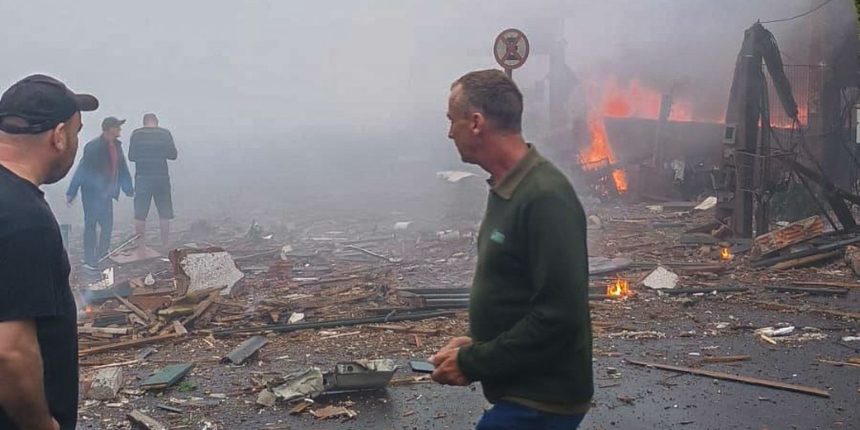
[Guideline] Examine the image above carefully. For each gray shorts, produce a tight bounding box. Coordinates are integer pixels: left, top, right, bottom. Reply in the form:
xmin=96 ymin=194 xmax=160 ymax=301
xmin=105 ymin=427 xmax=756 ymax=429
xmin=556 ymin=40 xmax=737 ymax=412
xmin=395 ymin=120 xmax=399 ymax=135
xmin=134 ymin=176 xmax=174 ymax=220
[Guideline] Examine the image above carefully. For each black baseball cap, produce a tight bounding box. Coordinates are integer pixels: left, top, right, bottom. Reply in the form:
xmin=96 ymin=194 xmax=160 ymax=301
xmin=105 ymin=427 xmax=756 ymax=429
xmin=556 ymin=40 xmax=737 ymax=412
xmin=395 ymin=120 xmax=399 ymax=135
xmin=102 ymin=116 xmax=126 ymax=130
xmin=0 ymin=74 xmax=98 ymax=135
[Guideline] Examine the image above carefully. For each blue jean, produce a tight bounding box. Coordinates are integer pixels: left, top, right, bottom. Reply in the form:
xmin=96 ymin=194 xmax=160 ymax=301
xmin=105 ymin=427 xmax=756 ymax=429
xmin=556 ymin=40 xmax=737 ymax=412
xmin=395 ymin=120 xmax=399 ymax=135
xmin=82 ymin=192 xmax=113 ymax=266
xmin=476 ymin=401 xmax=586 ymax=430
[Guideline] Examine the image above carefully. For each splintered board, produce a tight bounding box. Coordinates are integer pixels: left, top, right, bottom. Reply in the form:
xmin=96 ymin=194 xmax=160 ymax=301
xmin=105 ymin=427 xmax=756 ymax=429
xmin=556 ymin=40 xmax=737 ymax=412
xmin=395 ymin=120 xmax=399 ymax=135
xmin=140 ymin=363 xmax=194 ymax=390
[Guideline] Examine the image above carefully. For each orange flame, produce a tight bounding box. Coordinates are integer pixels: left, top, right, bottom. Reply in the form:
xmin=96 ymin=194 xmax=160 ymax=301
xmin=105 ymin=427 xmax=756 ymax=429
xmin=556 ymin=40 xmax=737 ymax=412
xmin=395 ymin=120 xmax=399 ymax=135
xmin=720 ymin=247 xmax=732 ymax=261
xmin=606 ymin=278 xmax=630 ymax=298
xmin=579 ymin=78 xmax=724 ymax=194
xmin=581 ymin=115 xmax=628 ymax=193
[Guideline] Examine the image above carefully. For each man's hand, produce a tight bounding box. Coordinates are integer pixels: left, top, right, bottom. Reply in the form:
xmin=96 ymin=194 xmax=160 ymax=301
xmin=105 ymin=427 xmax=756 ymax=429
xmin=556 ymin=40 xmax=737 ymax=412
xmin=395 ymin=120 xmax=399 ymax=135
xmin=429 ymin=347 xmax=469 ymax=386
xmin=437 ymin=336 xmax=473 ymax=354
xmin=65 ymin=195 xmax=75 ymax=207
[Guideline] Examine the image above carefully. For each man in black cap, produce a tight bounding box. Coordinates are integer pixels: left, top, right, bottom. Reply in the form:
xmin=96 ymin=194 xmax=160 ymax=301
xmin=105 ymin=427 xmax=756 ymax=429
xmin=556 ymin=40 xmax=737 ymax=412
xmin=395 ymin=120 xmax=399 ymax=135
xmin=66 ymin=116 xmax=133 ymax=270
xmin=129 ymin=113 xmax=177 ymax=250
xmin=0 ymin=74 xmax=98 ymax=430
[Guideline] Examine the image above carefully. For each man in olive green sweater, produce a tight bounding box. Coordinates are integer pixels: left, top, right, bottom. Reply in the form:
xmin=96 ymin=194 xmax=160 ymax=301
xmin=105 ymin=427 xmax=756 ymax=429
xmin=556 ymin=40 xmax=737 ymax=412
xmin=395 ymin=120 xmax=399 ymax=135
xmin=430 ymin=69 xmax=593 ymax=429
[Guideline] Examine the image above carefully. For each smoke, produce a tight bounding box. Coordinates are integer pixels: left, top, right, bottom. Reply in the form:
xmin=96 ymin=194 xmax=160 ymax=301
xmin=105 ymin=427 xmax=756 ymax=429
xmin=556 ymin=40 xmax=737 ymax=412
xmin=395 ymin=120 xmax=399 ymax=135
xmin=0 ymin=0 xmax=855 ymax=224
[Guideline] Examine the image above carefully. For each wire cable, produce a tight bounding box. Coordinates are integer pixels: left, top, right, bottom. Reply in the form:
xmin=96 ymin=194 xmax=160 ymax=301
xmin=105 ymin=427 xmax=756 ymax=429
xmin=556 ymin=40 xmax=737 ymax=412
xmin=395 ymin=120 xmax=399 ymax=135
xmin=760 ymin=0 xmax=835 ymax=24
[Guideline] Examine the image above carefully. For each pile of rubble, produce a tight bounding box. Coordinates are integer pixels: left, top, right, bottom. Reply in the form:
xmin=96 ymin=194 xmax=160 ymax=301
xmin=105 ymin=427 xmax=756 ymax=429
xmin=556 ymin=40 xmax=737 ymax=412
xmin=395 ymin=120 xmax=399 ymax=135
xmin=68 ymin=196 xmax=860 ymax=428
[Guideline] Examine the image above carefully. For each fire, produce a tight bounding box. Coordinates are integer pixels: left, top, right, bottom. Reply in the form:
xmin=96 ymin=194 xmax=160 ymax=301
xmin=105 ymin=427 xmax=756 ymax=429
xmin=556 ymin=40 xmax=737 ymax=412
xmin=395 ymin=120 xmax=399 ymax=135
xmin=720 ymin=247 xmax=732 ymax=261
xmin=606 ymin=278 xmax=630 ymax=298
xmin=580 ymin=79 xmax=701 ymax=194
xmin=580 ymin=114 xmax=628 ymax=193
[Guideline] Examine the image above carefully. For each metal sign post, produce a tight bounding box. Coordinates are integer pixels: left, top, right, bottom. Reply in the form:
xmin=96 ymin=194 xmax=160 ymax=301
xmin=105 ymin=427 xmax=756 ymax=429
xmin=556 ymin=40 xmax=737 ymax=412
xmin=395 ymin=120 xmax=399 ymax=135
xmin=494 ymin=28 xmax=529 ymax=79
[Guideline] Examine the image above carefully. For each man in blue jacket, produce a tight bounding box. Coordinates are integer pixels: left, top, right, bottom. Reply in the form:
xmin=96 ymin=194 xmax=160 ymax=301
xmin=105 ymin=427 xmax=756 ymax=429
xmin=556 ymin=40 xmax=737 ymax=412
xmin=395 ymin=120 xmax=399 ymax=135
xmin=66 ymin=117 xmax=133 ymax=270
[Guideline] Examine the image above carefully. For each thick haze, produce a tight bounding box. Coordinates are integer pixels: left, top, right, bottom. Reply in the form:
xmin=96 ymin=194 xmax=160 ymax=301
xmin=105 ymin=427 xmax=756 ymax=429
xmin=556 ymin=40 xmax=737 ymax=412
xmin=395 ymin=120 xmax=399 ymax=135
xmin=1 ymin=0 xmax=855 ymax=226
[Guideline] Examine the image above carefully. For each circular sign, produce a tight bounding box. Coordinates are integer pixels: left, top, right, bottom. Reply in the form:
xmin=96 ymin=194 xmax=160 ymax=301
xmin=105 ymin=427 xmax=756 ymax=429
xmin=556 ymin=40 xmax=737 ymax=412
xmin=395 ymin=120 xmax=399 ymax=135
xmin=494 ymin=28 xmax=530 ymax=70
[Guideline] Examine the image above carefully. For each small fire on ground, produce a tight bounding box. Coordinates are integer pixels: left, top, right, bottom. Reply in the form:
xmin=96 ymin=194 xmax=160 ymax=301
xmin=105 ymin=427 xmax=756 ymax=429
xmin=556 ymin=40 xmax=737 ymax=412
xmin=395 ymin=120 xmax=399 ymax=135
xmin=606 ymin=278 xmax=631 ymax=298
xmin=720 ymin=247 xmax=733 ymax=261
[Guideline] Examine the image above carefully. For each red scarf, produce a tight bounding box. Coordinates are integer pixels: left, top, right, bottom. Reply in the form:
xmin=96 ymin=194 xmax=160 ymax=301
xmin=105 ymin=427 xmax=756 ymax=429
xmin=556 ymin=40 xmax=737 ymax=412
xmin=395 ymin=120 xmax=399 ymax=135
xmin=106 ymin=139 xmax=119 ymax=192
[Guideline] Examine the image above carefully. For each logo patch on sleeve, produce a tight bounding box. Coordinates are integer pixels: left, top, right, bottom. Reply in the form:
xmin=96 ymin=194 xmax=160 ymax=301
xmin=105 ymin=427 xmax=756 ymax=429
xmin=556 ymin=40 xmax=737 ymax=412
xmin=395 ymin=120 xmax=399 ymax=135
xmin=490 ymin=230 xmax=506 ymax=244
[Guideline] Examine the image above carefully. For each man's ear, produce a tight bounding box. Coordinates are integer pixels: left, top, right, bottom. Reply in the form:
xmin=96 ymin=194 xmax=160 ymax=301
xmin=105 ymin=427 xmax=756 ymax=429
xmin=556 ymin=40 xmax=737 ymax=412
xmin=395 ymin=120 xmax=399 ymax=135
xmin=470 ymin=112 xmax=485 ymax=136
xmin=51 ymin=122 xmax=68 ymax=152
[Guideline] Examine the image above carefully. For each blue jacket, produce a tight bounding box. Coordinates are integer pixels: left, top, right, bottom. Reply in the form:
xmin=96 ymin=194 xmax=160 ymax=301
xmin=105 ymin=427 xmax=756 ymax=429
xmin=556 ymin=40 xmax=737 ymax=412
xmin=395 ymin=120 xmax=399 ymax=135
xmin=66 ymin=136 xmax=133 ymax=200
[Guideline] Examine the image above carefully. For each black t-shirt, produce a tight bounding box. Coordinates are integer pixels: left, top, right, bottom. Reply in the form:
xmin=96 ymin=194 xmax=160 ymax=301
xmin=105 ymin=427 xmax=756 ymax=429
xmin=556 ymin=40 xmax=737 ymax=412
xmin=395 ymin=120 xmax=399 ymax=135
xmin=0 ymin=163 xmax=78 ymax=430
xmin=128 ymin=127 xmax=177 ymax=177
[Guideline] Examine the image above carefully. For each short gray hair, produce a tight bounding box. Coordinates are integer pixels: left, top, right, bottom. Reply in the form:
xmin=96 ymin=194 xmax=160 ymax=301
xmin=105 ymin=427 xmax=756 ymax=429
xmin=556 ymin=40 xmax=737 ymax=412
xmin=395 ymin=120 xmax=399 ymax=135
xmin=452 ymin=69 xmax=523 ymax=133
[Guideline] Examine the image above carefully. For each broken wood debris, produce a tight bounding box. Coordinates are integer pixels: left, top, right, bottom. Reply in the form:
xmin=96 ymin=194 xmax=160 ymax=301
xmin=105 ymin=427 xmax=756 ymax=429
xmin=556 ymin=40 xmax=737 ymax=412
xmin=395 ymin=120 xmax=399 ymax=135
xmin=844 ymin=245 xmax=860 ymax=276
xmin=127 ymin=410 xmax=168 ymax=430
xmin=771 ymin=250 xmax=842 ymax=270
xmin=750 ymin=235 xmax=860 ymax=268
xmin=764 ymin=285 xmax=849 ymax=296
xmin=140 ymin=363 xmax=195 ymax=390
xmin=660 ymin=286 xmax=748 ymax=295
xmin=752 ymin=215 xmax=825 ymax=258
xmin=699 ymin=355 xmax=751 ymax=364
xmin=626 ymin=359 xmax=830 ymax=398
xmin=222 ymin=335 xmax=269 ymax=365
xmin=79 ymin=332 xmax=186 ymax=357
xmin=210 ymin=310 xmax=456 ymax=337
xmin=790 ymin=280 xmax=860 ymax=289
xmin=114 ymin=292 xmax=152 ymax=322
xmin=310 ymin=405 xmax=358 ymax=420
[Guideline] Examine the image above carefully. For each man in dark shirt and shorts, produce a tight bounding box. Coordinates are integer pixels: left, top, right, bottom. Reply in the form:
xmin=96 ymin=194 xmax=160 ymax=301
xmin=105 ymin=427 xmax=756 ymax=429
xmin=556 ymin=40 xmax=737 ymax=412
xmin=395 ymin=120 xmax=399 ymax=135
xmin=128 ymin=113 xmax=177 ymax=249
xmin=0 ymin=74 xmax=98 ymax=430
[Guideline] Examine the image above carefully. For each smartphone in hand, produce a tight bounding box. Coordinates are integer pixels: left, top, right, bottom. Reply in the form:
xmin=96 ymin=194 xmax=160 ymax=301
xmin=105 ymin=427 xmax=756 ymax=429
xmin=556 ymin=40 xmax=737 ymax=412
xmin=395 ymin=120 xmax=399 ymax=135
xmin=409 ymin=360 xmax=435 ymax=373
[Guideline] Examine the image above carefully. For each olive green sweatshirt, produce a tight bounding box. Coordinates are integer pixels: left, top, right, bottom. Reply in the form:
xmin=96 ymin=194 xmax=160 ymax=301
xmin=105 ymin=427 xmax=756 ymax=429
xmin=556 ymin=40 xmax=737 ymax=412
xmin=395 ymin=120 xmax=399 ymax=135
xmin=457 ymin=145 xmax=593 ymax=414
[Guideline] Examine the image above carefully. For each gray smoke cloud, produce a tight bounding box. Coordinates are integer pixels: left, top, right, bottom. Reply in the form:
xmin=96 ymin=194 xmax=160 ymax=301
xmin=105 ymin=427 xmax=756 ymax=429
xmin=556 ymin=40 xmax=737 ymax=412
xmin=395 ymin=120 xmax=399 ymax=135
xmin=1 ymin=0 xmax=855 ymax=222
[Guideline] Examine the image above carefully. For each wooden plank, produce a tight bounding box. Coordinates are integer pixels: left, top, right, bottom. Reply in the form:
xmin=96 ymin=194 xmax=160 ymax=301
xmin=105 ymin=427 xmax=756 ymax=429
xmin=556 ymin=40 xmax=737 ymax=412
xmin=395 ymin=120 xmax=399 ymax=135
xmin=222 ymin=335 xmax=269 ymax=365
xmin=127 ymin=410 xmax=167 ymax=430
xmin=78 ymin=333 xmax=185 ymax=357
xmin=82 ymin=359 xmax=140 ymax=370
xmin=626 ymin=359 xmax=830 ymax=398
xmin=77 ymin=326 xmax=129 ymax=335
xmin=791 ymin=280 xmax=860 ymax=289
xmin=114 ymin=293 xmax=152 ymax=322
xmin=816 ymin=359 xmax=860 ymax=368
xmin=140 ymin=363 xmax=194 ymax=390
xmin=172 ymin=320 xmax=188 ymax=335
xmin=772 ymin=250 xmax=842 ymax=270
xmin=765 ymin=285 xmax=849 ymax=296
xmin=661 ymin=286 xmax=748 ymax=295
xmin=700 ymin=355 xmax=751 ymax=364
xmin=180 ymin=292 xmax=217 ymax=328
